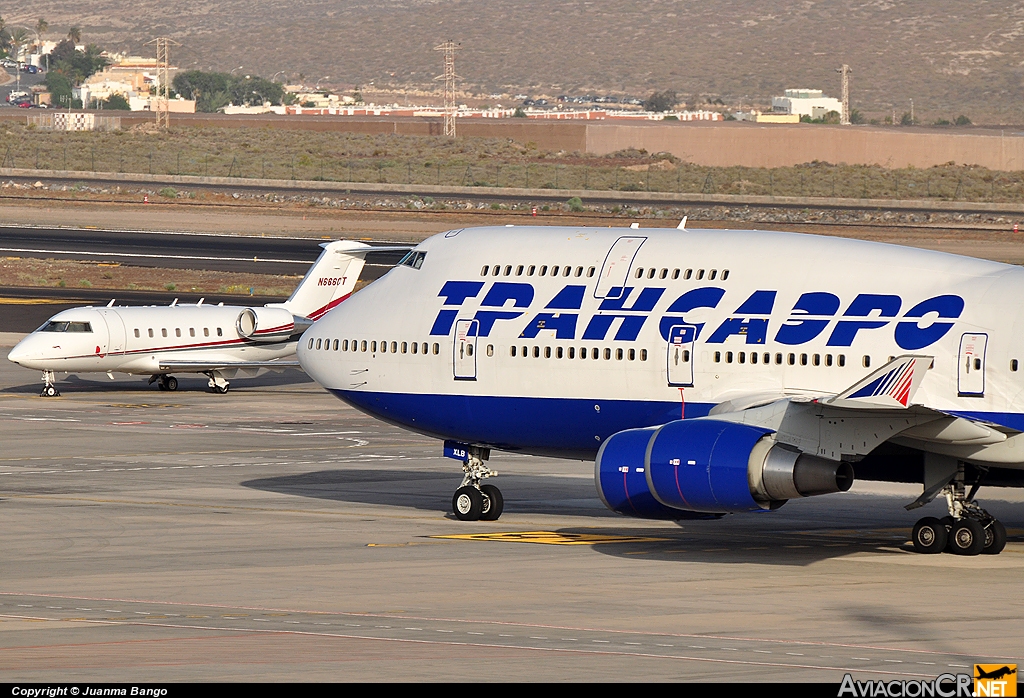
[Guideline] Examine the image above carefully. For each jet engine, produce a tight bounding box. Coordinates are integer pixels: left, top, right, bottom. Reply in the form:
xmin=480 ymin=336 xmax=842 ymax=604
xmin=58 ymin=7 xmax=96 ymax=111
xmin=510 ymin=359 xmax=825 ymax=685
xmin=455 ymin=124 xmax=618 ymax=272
xmin=236 ymin=307 xmax=310 ymax=342
xmin=595 ymin=419 xmax=854 ymax=517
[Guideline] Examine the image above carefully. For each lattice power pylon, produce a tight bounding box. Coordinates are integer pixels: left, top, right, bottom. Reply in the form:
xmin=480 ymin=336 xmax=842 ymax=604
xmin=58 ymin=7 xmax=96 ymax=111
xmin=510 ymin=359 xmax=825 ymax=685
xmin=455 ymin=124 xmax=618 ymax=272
xmin=146 ymin=38 xmax=181 ymax=129
xmin=434 ymin=40 xmax=461 ymax=137
xmin=837 ymin=64 xmax=852 ymax=126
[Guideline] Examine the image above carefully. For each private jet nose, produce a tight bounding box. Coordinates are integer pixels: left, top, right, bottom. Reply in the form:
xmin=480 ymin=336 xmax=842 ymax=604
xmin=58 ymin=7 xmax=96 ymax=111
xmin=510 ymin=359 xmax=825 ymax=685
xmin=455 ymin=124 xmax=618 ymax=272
xmin=6 ymin=336 xmax=33 ymax=365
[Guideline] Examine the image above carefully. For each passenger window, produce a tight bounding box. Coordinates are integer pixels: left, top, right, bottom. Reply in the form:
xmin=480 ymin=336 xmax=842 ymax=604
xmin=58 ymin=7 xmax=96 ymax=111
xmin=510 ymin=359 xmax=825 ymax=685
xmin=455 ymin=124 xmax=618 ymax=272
xmin=604 ymin=348 xmax=611 ymax=360
xmin=409 ymin=341 xmax=415 ymax=354
xmin=659 ymin=269 xmax=668 ymax=279
xmin=801 ymin=353 xmax=808 ymax=366
xmin=825 ymin=354 xmax=833 ymax=367
xmin=556 ymin=346 xmax=563 ymax=358
xmin=134 ymin=329 xmax=140 ymax=338
xmin=722 ymin=270 xmax=730 ymax=280
xmin=672 ymin=269 xmax=680 ymax=279
xmin=628 ymin=348 xmax=635 ymax=360
xmin=592 ymin=348 xmax=599 ymax=360
xmin=308 ymin=338 xmax=314 ymax=349
xmin=516 ymin=265 xmax=524 ymax=276
xmin=466 ymin=344 xmax=473 ymax=356
xmin=714 ymin=351 xmax=721 ymax=363
xmin=504 ymin=265 xmax=512 ymax=276
xmin=510 ymin=346 xmax=517 ymax=357
xmin=189 ymin=328 xmax=195 ymax=337
xmin=709 ymin=269 xmax=717 ymax=280
xmin=635 ymin=268 xmax=644 ymax=279
xmin=391 ymin=341 xmax=398 ymax=353
xmin=204 ymin=328 xmax=210 ymax=337
xmin=432 ymin=343 xmax=439 ymax=354
xmin=334 ymin=339 xmax=339 ymax=350
xmin=726 ymin=351 xmax=733 ymax=363
xmin=738 ymin=352 xmax=745 ymax=364
xmin=750 ymin=352 xmax=757 ymax=364
xmin=539 ymin=266 xmax=547 ymax=276
xmin=838 ymin=354 xmax=846 ymax=367
xmin=372 ymin=341 xmax=378 ymax=352
xmin=640 ymin=349 xmax=648 ymax=361
xmin=491 ymin=265 xmax=500 ymax=276
xmin=361 ymin=340 xmax=368 ymax=352
xmin=424 ymin=343 xmax=430 ymax=354
xmin=533 ymin=346 xmax=540 ymax=358
xmin=575 ymin=266 xmax=583 ymax=277
xmin=480 ymin=265 xmax=488 ymax=276
xmin=684 ymin=269 xmax=692 ymax=280
xmin=775 ymin=353 xmax=782 ymax=364
xmin=550 ymin=266 xmax=559 ymax=277
xmin=813 ymin=354 xmax=820 ymax=366
xmin=544 ymin=347 xmax=551 ymax=358
xmin=343 ymin=340 xmax=349 ymax=351
xmin=401 ymin=342 xmax=408 ymax=353
xmin=162 ymin=328 xmax=168 ymax=337
xmin=324 ymin=339 xmax=330 ymax=351
xmin=616 ymin=348 xmax=624 ymax=360
xmin=788 ymin=353 xmax=796 ymax=365
xmin=1013 ymin=359 xmax=1019 ymax=372
xmin=175 ymin=328 xmax=181 ymax=337
xmin=763 ymin=352 xmax=770 ymax=364
xmin=217 ymin=328 xmax=223 ymax=337
xmin=562 ymin=266 xmax=571 ymax=277
xmin=697 ymin=269 xmax=705 ymax=280
xmin=487 ymin=345 xmax=494 ymax=357
xmin=528 ymin=265 xmax=536 ymax=276
xmin=863 ymin=355 xmax=871 ymax=368
xmin=316 ymin=338 xmax=322 ymax=350
xmin=647 ymin=268 xmax=656 ymax=279
xmin=587 ymin=267 xmax=596 ymax=277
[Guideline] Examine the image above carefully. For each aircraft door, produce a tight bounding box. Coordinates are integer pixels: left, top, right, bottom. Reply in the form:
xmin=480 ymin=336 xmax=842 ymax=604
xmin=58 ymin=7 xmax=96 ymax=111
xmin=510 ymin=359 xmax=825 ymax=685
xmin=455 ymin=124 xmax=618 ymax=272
xmin=958 ymin=333 xmax=988 ymax=397
xmin=595 ymin=236 xmax=646 ymax=300
xmin=667 ymin=324 xmax=696 ymax=387
xmin=453 ymin=319 xmax=478 ymax=381
xmin=98 ymin=309 xmax=126 ymax=356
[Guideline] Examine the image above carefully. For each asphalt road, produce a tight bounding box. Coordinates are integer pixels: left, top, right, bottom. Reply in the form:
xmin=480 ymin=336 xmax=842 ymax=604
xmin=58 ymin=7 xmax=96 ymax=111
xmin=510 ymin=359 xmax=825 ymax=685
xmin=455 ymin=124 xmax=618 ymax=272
xmin=0 ymin=354 xmax=1020 ymax=681
xmin=0 ymin=224 xmax=408 ymax=275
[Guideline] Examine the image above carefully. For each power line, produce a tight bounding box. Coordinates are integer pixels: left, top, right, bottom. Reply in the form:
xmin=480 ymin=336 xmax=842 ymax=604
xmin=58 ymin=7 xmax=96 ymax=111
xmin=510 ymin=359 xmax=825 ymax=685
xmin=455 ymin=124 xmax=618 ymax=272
xmin=434 ymin=40 xmax=460 ymax=137
xmin=145 ymin=38 xmax=181 ymax=129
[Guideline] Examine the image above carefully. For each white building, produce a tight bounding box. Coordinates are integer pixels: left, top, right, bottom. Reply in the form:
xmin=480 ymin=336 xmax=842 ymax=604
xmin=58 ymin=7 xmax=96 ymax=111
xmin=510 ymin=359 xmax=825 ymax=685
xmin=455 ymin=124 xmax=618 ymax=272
xmin=771 ymin=89 xmax=843 ymax=121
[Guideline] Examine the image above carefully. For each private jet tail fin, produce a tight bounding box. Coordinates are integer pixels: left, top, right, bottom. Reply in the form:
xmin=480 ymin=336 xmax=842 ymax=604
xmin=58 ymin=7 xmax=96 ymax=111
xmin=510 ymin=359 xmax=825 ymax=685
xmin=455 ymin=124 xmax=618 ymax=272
xmin=822 ymin=354 xmax=932 ymax=409
xmin=271 ymin=241 xmax=372 ymax=321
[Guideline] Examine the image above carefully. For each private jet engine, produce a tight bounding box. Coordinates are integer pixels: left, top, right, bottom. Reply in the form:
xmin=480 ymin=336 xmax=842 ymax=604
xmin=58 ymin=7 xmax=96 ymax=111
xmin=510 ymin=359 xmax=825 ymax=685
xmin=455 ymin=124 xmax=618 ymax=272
xmin=595 ymin=419 xmax=854 ymax=519
xmin=236 ymin=307 xmax=312 ymax=342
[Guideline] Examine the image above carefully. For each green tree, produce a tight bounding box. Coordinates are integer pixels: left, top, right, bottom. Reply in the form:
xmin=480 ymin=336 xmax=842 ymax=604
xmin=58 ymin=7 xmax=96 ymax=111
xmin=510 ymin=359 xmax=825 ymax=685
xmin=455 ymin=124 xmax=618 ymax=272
xmin=512 ymin=107 xmax=527 ymax=118
xmin=44 ymin=70 xmax=72 ymax=105
xmin=849 ymin=108 xmax=866 ymax=124
xmin=955 ymin=115 xmax=972 ymax=126
xmin=93 ymin=93 xmax=130 ymax=110
xmin=644 ymin=90 xmax=677 ymax=112
xmin=66 ymin=26 xmax=81 ymax=44
xmin=35 ymin=18 xmax=48 ymax=42
xmin=899 ymin=111 xmax=914 ymax=126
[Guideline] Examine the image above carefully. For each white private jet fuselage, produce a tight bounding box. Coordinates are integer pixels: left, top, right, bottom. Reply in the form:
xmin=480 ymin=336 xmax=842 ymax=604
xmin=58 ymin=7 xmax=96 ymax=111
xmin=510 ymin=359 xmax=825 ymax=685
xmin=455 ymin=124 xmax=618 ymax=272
xmin=297 ymin=225 xmax=1024 ymax=555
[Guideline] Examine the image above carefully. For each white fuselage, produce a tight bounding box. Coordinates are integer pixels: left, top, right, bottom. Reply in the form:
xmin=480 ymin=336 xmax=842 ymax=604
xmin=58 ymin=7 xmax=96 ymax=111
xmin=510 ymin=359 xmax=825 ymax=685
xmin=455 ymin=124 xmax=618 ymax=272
xmin=298 ymin=226 xmax=1024 ymax=461
xmin=9 ymin=305 xmax=293 ymax=375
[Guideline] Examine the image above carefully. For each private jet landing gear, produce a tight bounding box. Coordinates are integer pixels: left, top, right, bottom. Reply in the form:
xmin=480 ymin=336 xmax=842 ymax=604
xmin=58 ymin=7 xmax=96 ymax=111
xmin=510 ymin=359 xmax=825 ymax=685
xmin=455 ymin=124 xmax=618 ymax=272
xmin=149 ymin=374 xmax=178 ymax=391
xmin=911 ymin=464 xmax=1006 ymax=556
xmin=39 ymin=370 xmax=60 ymax=397
xmin=204 ymin=371 xmax=230 ymax=394
xmin=452 ymin=446 xmax=503 ymax=521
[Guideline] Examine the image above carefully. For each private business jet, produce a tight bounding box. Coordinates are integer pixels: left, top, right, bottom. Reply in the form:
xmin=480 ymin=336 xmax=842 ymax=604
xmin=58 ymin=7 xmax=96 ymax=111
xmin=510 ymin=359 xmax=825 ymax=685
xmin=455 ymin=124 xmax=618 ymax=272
xmin=297 ymin=224 xmax=1024 ymax=556
xmin=8 ymin=240 xmax=377 ymax=395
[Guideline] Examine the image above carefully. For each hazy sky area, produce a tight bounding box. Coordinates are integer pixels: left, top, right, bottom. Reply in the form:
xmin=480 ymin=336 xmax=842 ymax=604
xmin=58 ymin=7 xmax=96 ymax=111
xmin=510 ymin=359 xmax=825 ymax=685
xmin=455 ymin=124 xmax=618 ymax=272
xmin=10 ymin=1 xmax=1024 ymax=122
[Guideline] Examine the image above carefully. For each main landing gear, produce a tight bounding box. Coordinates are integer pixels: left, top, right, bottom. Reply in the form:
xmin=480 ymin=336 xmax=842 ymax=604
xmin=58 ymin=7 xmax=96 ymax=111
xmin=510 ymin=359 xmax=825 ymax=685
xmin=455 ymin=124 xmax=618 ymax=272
xmin=911 ymin=464 xmax=1007 ymax=556
xmin=39 ymin=370 xmax=60 ymax=397
xmin=452 ymin=446 xmax=503 ymax=521
xmin=203 ymin=371 xmax=230 ymax=394
xmin=149 ymin=374 xmax=179 ymax=391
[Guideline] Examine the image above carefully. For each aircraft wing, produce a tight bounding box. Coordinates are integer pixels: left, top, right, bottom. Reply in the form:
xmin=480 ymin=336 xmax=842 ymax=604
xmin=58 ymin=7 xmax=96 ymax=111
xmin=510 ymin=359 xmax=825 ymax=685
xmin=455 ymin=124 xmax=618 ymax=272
xmin=157 ymin=358 xmax=301 ymax=372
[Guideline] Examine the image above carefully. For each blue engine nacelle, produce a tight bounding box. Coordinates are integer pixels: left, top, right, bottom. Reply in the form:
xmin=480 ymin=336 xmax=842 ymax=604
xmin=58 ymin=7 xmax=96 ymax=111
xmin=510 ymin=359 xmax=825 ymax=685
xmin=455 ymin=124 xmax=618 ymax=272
xmin=595 ymin=419 xmax=854 ymax=518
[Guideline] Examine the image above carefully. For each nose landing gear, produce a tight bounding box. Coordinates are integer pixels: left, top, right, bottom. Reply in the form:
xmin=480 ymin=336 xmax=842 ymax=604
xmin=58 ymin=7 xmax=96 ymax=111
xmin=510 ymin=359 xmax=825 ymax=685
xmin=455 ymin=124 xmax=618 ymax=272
xmin=451 ymin=446 xmax=503 ymax=521
xmin=39 ymin=370 xmax=60 ymax=397
xmin=910 ymin=463 xmax=1006 ymax=556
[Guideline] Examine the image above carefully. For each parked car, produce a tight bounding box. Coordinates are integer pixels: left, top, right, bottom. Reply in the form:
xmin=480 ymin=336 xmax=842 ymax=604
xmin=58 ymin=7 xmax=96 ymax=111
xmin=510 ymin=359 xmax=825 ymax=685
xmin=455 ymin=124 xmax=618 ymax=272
xmin=20 ymin=64 xmax=38 ymax=74
xmin=15 ymin=100 xmax=33 ymax=108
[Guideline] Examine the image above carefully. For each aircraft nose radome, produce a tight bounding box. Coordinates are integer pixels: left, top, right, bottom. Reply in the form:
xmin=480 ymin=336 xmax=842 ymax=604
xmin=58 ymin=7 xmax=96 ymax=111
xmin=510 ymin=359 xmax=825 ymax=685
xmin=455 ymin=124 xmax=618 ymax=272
xmin=7 ymin=341 xmax=28 ymax=364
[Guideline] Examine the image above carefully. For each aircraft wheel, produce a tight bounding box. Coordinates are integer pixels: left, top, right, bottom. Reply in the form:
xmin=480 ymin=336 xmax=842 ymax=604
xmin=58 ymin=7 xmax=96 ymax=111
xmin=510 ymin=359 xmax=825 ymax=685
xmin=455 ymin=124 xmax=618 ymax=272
xmin=479 ymin=484 xmax=504 ymax=521
xmin=41 ymin=385 xmax=59 ymax=398
xmin=164 ymin=376 xmax=178 ymax=391
xmin=911 ymin=517 xmax=947 ymax=554
xmin=452 ymin=486 xmax=484 ymax=521
xmin=212 ymin=384 xmax=229 ymax=394
xmin=157 ymin=381 xmax=167 ymax=391
xmin=948 ymin=518 xmax=986 ymax=556
xmin=982 ymin=520 xmax=1007 ymax=555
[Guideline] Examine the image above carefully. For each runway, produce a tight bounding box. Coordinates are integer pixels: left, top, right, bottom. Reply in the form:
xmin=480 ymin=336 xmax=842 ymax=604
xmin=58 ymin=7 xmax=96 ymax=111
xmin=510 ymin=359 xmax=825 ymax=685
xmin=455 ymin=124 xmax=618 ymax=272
xmin=0 ymin=352 xmax=1021 ymax=681
xmin=0 ymin=225 xmax=407 ymax=275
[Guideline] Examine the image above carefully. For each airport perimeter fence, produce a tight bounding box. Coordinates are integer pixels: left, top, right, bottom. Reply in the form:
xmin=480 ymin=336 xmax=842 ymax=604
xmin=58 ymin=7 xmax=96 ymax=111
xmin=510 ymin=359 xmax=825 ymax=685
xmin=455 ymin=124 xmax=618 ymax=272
xmin=2 ymin=135 xmax=1024 ymax=204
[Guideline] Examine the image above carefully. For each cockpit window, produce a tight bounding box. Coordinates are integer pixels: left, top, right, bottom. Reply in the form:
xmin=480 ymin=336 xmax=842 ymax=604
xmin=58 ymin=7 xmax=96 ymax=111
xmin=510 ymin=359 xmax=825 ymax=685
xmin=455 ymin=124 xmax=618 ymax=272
xmin=40 ymin=321 xmax=93 ymax=333
xmin=398 ymin=251 xmax=427 ymax=270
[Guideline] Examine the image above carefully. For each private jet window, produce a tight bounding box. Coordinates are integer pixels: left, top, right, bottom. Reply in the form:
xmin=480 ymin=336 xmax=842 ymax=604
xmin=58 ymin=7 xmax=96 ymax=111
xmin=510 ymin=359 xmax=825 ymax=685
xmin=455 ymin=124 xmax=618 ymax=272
xmin=175 ymin=328 xmax=181 ymax=337
xmin=722 ymin=270 xmax=730 ymax=280
xmin=204 ymin=328 xmax=210 ymax=337
xmin=399 ymin=251 xmax=427 ymax=269
xmin=217 ymin=328 xmax=223 ymax=337
xmin=588 ymin=267 xmax=596 ymax=277
xmin=134 ymin=329 xmax=140 ymax=338
xmin=516 ymin=265 xmax=524 ymax=276
xmin=528 ymin=265 xmax=536 ymax=276
xmin=161 ymin=328 xmax=168 ymax=338
xmin=189 ymin=328 xmax=196 ymax=337
xmin=684 ymin=269 xmax=693 ymax=280
xmin=1013 ymin=359 xmax=1019 ymax=372
xmin=41 ymin=321 xmax=93 ymax=333
xmin=334 ymin=339 xmax=339 ymax=350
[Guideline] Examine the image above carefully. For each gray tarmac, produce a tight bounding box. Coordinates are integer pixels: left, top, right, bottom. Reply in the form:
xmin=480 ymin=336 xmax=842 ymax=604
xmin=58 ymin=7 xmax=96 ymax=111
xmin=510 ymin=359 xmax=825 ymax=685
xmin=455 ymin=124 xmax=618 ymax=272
xmin=0 ymin=353 xmax=1022 ymax=682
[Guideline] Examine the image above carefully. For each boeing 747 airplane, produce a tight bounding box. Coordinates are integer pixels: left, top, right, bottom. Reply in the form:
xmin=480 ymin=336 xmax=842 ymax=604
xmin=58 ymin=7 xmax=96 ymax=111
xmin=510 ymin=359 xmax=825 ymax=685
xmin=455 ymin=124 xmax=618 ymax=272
xmin=8 ymin=240 xmax=382 ymax=395
xmin=298 ymin=225 xmax=1024 ymax=556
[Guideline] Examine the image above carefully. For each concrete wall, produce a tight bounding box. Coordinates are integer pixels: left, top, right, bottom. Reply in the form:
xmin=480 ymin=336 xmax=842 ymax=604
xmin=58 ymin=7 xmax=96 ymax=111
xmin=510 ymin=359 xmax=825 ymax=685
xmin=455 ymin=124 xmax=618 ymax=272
xmin=584 ymin=122 xmax=1024 ymax=170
